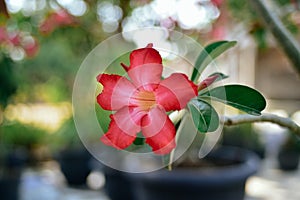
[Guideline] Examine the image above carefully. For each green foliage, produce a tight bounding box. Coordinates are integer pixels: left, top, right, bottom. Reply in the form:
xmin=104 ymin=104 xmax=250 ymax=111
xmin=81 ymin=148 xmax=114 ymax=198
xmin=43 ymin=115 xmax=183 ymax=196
xmin=13 ymin=25 xmax=96 ymax=103
xmin=0 ymin=56 xmax=17 ymax=108
xmin=227 ymin=0 xmax=299 ymax=49
xmin=227 ymin=0 xmax=268 ymax=49
xmin=0 ymin=122 xmax=47 ymax=148
xmin=50 ymin=117 xmax=82 ymax=151
xmin=95 ymin=103 xmax=111 ymax=133
xmin=282 ymin=14 xmax=299 ymax=35
xmin=20 ymin=36 xmax=78 ymax=81
xmin=251 ymin=25 xmax=267 ymax=49
xmin=188 ymin=99 xmax=219 ymax=133
xmin=199 ymin=85 xmax=266 ymax=116
xmin=133 ymin=132 xmax=145 ymax=146
xmin=15 ymin=77 xmax=69 ymax=103
xmin=188 ymin=41 xmax=267 ymax=134
xmin=227 ymin=0 xmax=258 ymax=24
xmin=33 ymin=77 xmax=69 ymax=102
xmin=191 ymin=41 xmax=237 ymax=82
xmin=275 ymin=0 xmax=293 ymax=6
xmin=105 ymin=51 xmax=131 ymax=74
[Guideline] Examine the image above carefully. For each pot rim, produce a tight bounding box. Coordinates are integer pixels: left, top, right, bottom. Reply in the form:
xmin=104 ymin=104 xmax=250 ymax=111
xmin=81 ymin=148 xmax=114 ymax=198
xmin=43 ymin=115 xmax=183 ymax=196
xmin=127 ymin=146 xmax=260 ymax=185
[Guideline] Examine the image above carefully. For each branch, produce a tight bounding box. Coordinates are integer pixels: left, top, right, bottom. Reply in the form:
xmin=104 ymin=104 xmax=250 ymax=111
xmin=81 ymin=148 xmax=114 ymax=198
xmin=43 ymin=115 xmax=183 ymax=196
xmin=0 ymin=0 xmax=9 ymax=18
xmin=249 ymin=0 xmax=300 ymax=75
xmin=222 ymin=113 xmax=300 ymax=137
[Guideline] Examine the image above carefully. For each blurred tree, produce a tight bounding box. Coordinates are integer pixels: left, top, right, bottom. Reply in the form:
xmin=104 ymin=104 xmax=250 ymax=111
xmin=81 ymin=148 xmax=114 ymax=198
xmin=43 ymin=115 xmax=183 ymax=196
xmin=228 ymin=0 xmax=300 ymax=74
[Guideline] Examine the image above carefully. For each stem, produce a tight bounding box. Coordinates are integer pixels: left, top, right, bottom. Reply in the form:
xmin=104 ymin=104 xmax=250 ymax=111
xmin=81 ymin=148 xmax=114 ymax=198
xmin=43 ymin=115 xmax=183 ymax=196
xmin=249 ymin=0 xmax=300 ymax=75
xmin=167 ymin=110 xmax=187 ymax=170
xmin=222 ymin=113 xmax=300 ymax=136
xmin=168 ymin=149 xmax=174 ymax=171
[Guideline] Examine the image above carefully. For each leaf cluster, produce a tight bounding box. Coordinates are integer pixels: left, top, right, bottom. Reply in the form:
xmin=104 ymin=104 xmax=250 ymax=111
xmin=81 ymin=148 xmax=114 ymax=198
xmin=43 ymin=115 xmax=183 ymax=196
xmin=188 ymin=41 xmax=266 ymax=133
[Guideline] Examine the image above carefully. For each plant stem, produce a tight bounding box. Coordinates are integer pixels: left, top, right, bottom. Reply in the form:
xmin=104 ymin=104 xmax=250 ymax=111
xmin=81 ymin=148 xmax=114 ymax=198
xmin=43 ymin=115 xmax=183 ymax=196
xmin=249 ymin=0 xmax=300 ymax=75
xmin=168 ymin=110 xmax=188 ymax=170
xmin=222 ymin=113 xmax=300 ymax=136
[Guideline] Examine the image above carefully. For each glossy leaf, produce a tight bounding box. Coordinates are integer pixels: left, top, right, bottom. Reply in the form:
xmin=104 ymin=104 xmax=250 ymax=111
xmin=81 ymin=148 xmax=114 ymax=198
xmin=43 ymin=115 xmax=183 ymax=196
xmin=200 ymin=85 xmax=266 ymax=115
xmin=191 ymin=41 xmax=237 ymax=82
xmin=188 ymin=99 xmax=219 ymax=133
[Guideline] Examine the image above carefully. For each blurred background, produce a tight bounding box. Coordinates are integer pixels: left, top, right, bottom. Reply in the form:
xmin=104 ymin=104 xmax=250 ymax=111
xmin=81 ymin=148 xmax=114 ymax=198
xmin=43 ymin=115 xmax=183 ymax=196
xmin=0 ymin=0 xmax=300 ymax=199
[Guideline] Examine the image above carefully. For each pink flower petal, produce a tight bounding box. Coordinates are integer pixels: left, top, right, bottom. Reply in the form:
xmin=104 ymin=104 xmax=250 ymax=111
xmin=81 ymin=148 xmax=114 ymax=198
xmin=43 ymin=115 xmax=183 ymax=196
xmin=155 ymin=73 xmax=198 ymax=111
xmin=128 ymin=44 xmax=162 ymax=70
xmin=100 ymin=116 xmax=136 ymax=150
xmin=97 ymin=74 xmax=137 ymax=110
xmin=142 ymin=107 xmax=176 ymax=154
xmin=101 ymin=106 xmax=146 ymax=149
xmin=113 ymin=106 xmax=146 ymax=136
xmin=128 ymin=63 xmax=163 ymax=90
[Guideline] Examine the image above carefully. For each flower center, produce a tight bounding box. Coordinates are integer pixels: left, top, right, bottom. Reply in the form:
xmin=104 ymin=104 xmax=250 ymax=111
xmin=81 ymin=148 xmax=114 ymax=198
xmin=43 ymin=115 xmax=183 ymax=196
xmin=132 ymin=90 xmax=156 ymax=111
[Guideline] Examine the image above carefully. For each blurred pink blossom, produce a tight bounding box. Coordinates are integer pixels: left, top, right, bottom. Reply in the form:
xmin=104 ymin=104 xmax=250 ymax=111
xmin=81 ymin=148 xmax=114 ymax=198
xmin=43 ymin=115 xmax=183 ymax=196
xmin=39 ymin=10 xmax=77 ymax=34
xmin=0 ymin=25 xmax=39 ymax=59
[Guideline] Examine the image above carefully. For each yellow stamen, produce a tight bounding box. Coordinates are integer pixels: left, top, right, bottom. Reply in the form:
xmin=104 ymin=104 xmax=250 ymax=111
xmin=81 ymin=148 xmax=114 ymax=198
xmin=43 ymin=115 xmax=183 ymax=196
xmin=132 ymin=90 xmax=156 ymax=111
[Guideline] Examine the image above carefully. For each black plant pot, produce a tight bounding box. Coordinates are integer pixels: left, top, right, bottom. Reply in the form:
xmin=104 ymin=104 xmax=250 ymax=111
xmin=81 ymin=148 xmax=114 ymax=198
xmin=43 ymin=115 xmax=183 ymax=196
xmin=0 ymin=150 xmax=26 ymax=200
xmin=128 ymin=146 xmax=259 ymax=200
xmin=277 ymin=148 xmax=300 ymax=171
xmin=58 ymin=148 xmax=92 ymax=186
xmin=103 ymin=167 xmax=135 ymax=200
xmin=0 ymin=174 xmax=20 ymax=200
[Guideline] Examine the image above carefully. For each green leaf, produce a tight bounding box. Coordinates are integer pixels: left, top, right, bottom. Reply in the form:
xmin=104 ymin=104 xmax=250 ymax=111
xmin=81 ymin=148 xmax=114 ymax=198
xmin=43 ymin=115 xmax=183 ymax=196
xmin=132 ymin=132 xmax=145 ymax=145
xmin=200 ymin=85 xmax=266 ymax=115
xmin=191 ymin=41 xmax=237 ymax=82
xmin=188 ymin=99 xmax=220 ymax=133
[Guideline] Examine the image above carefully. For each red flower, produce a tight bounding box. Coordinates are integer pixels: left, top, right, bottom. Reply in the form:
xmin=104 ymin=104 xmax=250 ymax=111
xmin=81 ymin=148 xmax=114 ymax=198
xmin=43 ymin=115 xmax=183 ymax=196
xmin=97 ymin=44 xmax=198 ymax=154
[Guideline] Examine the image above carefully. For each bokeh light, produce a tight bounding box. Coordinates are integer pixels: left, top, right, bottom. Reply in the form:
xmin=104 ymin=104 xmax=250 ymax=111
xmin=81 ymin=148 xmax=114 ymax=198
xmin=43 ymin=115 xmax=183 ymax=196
xmin=4 ymin=102 xmax=72 ymax=133
xmin=97 ymin=1 xmax=123 ymax=33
